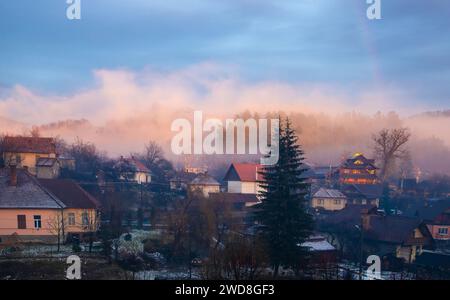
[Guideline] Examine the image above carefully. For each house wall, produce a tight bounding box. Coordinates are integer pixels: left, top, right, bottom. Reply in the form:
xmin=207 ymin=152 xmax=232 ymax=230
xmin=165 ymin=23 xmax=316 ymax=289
xmin=311 ymin=197 xmax=346 ymax=211
xmin=36 ymin=165 xmax=60 ymax=179
xmin=0 ymin=208 xmax=99 ymax=244
xmin=134 ymin=171 xmax=151 ymax=184
xmin=3 ymin=152 xmax=56 ymax=175
xmin=190 ymin=184 xmax=220 ymax=198
xmin=227 ymin=181 xmax=261 ymax=194
xmin=427 ymin=224 xmax=450 ymax=240
xmin=63 ymin=208 xmax=99 ymax=234
xmin=0 ymin=208 xmax=61 ymax=239
xmin=396 ymin=245 xmax=417 ymax=263
xmin=227 ymin=181 xmax=242 ymax=193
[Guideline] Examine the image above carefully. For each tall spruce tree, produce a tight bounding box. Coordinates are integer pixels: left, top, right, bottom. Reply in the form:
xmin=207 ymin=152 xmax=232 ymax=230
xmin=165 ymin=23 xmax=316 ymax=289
xmin=255 ymin=118 xmax=314 ymax=277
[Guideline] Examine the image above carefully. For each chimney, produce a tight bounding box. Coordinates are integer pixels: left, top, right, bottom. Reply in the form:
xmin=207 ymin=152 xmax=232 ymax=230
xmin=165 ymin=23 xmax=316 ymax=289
xmin=9 ymin=164 xmax=17 ymax=186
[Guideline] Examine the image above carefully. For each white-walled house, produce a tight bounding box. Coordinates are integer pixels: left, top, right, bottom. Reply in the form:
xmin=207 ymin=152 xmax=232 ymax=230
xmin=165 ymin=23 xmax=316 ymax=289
xmin=115 ymin=156 xmax=152 ymax=184
xmin=223 ymin=163 xmax=263 ymax=195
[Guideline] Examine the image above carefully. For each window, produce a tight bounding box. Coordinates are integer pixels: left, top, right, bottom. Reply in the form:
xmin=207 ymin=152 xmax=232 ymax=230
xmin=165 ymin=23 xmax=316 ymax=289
xmin=33 ymin=215 xmax=42 ymax=229
xmin=317 ymin=199 xmax=324 ymax=205
xmin=334 ymin=199 xmax=341 ymax=205
xmin=17 ymin=215 xmax=27 ymax=229
xmin=82 ymin=212 xmax=89 ymax=226
xmin=438 ymin=227 xmax=448 ymax=235
xmin=68 ymin=213 xmax=76 ymax=226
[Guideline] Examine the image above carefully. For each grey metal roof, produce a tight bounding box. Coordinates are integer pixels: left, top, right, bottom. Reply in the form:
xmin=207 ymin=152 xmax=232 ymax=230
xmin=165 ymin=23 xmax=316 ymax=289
xmin=0 ymin=168 xmax=65 ymax=209
xmin=36 ymin=157 xmax=58 ymax=167
xmin=190 ymin=173 xmax=220 ymax=186
xmin=313 ymin=188 xmax=346 ymax=199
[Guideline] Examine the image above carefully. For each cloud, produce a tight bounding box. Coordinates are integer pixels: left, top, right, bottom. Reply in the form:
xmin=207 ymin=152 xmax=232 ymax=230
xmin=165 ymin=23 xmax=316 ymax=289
xmin=0 ymin=63 xmax=421 ymax=127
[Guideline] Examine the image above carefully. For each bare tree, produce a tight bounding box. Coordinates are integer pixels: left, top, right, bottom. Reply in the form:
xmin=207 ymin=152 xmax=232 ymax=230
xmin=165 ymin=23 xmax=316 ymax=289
xmin=143 ymin=141 xmax=163 ymax=165
xmin=372 ymin=128 xmax=411 ymax=181
xmin=29 ymin=126 xmax=41 ymax=137
xmin=47 ymin=211 xmax=66 ymax=252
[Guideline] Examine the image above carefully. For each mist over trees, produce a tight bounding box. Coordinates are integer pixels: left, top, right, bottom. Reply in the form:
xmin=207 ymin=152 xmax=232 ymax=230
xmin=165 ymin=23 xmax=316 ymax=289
xmin=1 ymin=109 xmax=450 ymax=176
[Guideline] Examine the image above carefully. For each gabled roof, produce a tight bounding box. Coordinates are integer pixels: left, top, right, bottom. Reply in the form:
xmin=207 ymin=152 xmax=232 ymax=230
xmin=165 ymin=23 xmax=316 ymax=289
xmin=342 ymin=184 xmax=383 ymax=199
xmin=0 ymin=168 xmax=65 ymax=209
xmin=170 ymin=172 xmax=198 ymax=182
xmin=313 ymin=188 xmax=347 ymax=199
xmin=341 ymin=153 xmax=377 ymax=169
xmin=36 ymin=157 xmax=59 ymax=167
xmin=364 ymin=215 xmax=431 ymax=245
xmin=223 ymin=163 xmax=262 ymax=182
xmin=301 ymin=236 xmax=336 ymax=252
xmin=412 ymin=199 xmax=450 ymax=222
xmin=2 ymin=136 xmax=56 ymax=154
xmin=190 ymin=173 xmax=220 ymax=186
xmin=130 ymin=157 xmax=150 ymax=173
xmin=116 ymin=156 xmax=151 ymax=173
xmin=38 ymin=179 xmax=100 ymax=209
xmin=319 ymin=204 xmax=378 ymax=228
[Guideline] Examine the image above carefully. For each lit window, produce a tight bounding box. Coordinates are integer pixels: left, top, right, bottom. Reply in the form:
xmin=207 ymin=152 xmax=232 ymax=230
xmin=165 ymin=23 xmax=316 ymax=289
xmin=68 ymin=213 xmax=76 ymax=226
xmin=438 ymin=228 xmax=448 ymax=235
xmin=34 ymin=215 xmax=42 ymax=229
xmin=334 ymin=199 xmax=341 ymax=205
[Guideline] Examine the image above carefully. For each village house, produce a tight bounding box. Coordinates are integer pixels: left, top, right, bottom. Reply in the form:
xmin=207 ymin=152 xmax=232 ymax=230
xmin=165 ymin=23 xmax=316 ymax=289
xmin=362 ymin=214 xmax=433 ymax=263
xmin=409 ymin=199 xmax=450 ymax=242
xmin=318 ymin=204 xmax=433 ymax=263
xmin=338 ymin=153 xmax=379 ymax=185
xmin=169 ymin=171 xmax=198 ymax=192
xmin=311 ymin=188 xmax=347 ymax=211
xmin=36 ymin=157 xmax=60 ymax=179
xmin=38 ymin=178 xmax=101 ymax=242
xmin=188 ymin=173 xmax=220 ymax=198
xmin=300 ymin=235 xmax=337 ymax=268
xmin=0 ymin=166 xmax=100 ymax=245
xmin=341 ymin=184 xmax=382 ymax=207
xmin=1 ymin=136 xmax=57 ymax=175
xmin=115 ymin=156 xmax=152 ymax=184
xmin=223 ymin=163 xmax=263 ymax=195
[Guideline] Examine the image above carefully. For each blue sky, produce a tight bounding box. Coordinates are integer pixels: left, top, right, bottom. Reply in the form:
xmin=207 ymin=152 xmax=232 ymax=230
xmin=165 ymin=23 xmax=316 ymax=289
xmin=0 ymin=0 xmax=449 ymax=111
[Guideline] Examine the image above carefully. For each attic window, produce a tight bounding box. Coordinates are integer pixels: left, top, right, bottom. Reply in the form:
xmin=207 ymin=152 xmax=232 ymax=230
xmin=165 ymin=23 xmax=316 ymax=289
xmin=438 ymin=228 xmax=448 ymax=235
xmin=354 ymin=160 xmax=363 ymax=165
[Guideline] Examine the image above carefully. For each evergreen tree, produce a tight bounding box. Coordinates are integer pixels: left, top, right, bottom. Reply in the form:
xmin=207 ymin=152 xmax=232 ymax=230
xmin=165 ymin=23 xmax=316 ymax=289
xmin=254 ymin=118 xmax=314 ymax=277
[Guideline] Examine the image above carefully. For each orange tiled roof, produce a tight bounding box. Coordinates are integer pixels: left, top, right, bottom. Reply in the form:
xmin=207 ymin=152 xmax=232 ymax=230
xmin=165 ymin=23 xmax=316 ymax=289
xmin=3 ymin=136 xmax=56 ymax=154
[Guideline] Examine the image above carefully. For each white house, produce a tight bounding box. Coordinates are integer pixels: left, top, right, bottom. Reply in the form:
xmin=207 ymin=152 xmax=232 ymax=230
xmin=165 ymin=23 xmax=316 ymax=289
xmin=223 ymin=163 xmax=263 ymax=195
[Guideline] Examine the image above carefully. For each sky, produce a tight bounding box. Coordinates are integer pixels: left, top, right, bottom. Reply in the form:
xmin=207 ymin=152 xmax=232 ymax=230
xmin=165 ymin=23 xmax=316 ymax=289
xmin=0 ymin=0 xmax=449 ymax=123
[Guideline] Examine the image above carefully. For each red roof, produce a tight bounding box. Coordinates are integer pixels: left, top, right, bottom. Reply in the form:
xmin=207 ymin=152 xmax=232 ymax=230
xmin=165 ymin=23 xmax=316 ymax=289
xmin=3 ymin=136 xmax=56 ymax=154
xmin=130 ymin=157 xmax=150 ymax=173
xmin=224 ymin=163 xmax=262 ymax=182
xmin=38 ymin=179 xmax=100 ymax=209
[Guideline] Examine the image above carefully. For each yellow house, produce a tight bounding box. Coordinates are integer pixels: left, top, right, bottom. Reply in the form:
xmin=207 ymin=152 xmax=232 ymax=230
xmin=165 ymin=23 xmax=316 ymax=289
xmin=0 ymin=167 xmax=100 ymax=245
xmin=38 ymin=178 xmax=101 ymax=241
xmin=2 ymin=136 xmax=57 ymax=175
xmin=311 ymin=188 xmax=347 ymax=211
